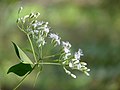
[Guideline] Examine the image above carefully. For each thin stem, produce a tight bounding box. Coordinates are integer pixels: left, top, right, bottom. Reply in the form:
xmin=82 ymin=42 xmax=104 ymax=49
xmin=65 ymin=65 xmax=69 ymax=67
xmin=13 ymin=73 xmax=29 ymax=90
xmin=13 ymin=64 xmax=37 ymax=90
xmin=39 ymin=62 xmax=61 ymax=66
xmin=40 ymin=46 xmax=42 ymax=59
xmin=33 ymin=70 xmax=41 ymax=87
xmin=42 ymin=54 xmax=58 ymax=59
xmin=16 ymin=24 xmax=26 ymax=34
xmin=27 ymin=34 xmax=37 ymax=63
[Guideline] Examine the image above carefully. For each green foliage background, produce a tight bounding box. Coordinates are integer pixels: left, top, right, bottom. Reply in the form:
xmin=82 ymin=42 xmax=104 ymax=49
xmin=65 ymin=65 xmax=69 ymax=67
xmin=0 ymin=0 xmax=120 ymax=90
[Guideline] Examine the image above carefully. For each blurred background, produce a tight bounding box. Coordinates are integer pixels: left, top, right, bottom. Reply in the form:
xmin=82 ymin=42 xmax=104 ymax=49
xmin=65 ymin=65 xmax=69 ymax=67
xmin=0 ymin=0 xmax=120 ymax=90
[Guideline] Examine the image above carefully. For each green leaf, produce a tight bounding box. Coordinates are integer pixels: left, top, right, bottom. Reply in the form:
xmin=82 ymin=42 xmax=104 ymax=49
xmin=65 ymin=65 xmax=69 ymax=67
xmin=25 ymin=49 xmax=38 ymax=56
xmin=12 ymin=42 xmax=33 ymax=64
xmin=7 ymin=63 xmax=32 ymax=76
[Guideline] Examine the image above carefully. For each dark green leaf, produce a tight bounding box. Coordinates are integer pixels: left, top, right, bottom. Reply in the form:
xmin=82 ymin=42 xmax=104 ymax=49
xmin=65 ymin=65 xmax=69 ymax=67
xmin=12 ymin=42 xmax=33 ymax=64
xmin=7 ymin=63 xmax=32 ymax=76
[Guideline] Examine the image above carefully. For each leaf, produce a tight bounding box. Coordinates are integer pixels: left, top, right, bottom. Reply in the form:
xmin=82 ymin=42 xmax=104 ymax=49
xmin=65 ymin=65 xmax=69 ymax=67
xmin=7 ymin=63 xmax=32 ymax=76
xmin=12 ymin=42 xmax=33 ymax=64
xmin=25 ymin=49 xmax=38 ymax=56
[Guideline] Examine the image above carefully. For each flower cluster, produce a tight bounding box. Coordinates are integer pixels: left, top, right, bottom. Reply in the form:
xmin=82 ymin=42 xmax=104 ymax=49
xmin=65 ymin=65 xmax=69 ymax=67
xmin=69 ymin=49 xmax=90 ymax=76
xmin=16 ymin=8 xmax=90 ymax=78
xmin=61 ymin=42 xmax=90 ymax=78
xmin=29 ymin=21 xmax=50 ymax=47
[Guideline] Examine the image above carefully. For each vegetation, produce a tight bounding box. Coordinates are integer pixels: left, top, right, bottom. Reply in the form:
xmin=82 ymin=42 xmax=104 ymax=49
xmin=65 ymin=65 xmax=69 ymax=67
xmin=0 ymin=0 xmax=120 ymax=90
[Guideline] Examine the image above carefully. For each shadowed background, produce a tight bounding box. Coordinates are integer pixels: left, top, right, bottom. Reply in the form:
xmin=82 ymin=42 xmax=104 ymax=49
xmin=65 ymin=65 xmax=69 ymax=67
xmin=0 ymin=0 xmax=120 ymax=90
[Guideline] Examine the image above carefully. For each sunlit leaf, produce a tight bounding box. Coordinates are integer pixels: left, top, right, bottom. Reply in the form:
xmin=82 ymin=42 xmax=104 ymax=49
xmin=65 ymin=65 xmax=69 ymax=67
xmin=7 ymin=63 xmax=32 ymax=76
xmin=12 ymin=42 xmax=33 ymax=64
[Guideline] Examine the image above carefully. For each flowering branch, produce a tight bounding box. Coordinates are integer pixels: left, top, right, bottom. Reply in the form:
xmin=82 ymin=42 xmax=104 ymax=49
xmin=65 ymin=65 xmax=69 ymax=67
xmin=7 ymin=7 xmax=90 ymax=90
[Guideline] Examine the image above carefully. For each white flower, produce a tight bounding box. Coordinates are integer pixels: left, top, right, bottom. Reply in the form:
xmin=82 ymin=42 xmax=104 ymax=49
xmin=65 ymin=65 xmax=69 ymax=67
xmin=49 ymin=33 xmax=61 ymax=45
xmin=61 ymin=41 xmax=72 ymax=60
xmin=44 ymin=27 xmax=49 ymax=33
xmin=68 ymin=49 xmax=84 ymax=70
xmin=63 ymin=47 xmax=70 ymax=53
xmin=62 ymin=41 xmax=71 ymax=53
xmin=74 ymin=49 xmax=83 ymax=60
xmin=62 ymin=41 xmax=71 ymax=49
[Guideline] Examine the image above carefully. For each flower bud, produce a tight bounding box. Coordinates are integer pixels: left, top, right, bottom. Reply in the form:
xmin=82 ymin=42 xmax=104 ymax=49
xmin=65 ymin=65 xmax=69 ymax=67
xmin=18 ymin=7 xmax=23 ymax=14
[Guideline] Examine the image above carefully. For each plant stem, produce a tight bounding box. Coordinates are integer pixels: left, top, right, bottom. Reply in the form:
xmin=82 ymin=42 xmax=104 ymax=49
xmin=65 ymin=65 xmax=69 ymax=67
xmin=42 ymin=54 xmax=57 ymax=59
xmin=33 ymin=70 xmax=41 ymax=87
xmin=27 ymin=34 xmax=37 ymax=63
xmin=39 ymin=62 xmax=61 ymax=66
xmin=40 ymin=46 xmax=42 ymax=59
xmin=13 ymin=64 xmax=37 ymax=90
xmin=16 ymin=24 xmax=26 ymax=34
